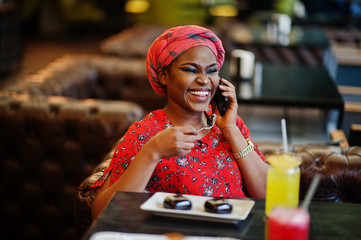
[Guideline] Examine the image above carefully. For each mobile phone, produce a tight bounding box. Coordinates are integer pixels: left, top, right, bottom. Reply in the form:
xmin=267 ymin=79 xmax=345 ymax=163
xmin=213 ymin=80 xmax=229 ymax=116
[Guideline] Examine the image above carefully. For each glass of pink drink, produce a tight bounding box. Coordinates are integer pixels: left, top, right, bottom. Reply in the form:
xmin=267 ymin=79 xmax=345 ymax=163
xmin=267 ymin=206 xmax=310 ymax=240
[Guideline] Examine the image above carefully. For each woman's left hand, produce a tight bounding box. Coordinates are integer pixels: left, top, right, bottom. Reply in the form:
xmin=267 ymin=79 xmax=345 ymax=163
xmin=212 ymin=78 xmax=239 ymax=133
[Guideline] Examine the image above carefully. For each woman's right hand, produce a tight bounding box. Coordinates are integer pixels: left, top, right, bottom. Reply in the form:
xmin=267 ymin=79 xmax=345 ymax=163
xmin=92 ymin=125 xmax=198 ymax=220
xmin=146 ymin=126 xmax=198 ymax=159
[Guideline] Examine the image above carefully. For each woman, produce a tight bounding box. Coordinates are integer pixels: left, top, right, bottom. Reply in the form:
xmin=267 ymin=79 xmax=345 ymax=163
xmin=91 ymin=25 xmax=269 ymax=220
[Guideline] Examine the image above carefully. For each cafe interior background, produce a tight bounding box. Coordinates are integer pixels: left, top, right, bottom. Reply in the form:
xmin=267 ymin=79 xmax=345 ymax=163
xmin=0 ymin=0 xmax=361 ymax=239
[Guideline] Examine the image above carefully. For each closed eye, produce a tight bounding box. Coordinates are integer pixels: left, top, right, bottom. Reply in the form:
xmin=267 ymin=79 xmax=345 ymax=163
xmin=206 ymin=68 xmax=218 ymax=74
xmin=181 ymin=67 xmax=197 ymax=73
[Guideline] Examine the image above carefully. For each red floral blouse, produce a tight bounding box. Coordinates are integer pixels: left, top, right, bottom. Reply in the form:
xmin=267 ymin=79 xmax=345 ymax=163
xmin=91 ymin=110 xmax=265 ymax=198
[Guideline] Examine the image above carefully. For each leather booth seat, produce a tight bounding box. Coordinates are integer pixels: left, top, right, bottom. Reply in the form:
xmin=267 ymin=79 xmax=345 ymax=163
xmin=3 ymin=54 xmax=166 ymax=112
xmin=75 ymin=142 xmax=361 ymax=238
xmin=99 ymin=24 xmax=222 ymax=59
xmin=0 ymin=53 xmax=169 ymax=240
xmin=100 ymin=24 xmax=167 ymax=58
xmin=0 ymin=94 xmax=144 ymax=240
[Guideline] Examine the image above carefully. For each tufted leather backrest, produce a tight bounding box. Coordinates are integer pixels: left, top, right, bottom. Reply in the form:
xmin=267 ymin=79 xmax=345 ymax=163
xmin=294 ymin=145 xmax=361 ymax=203
xmin=0 ymin=53 xmax=168 ymax=240
xmin=3 ymin=54 xmax=166 ymax=112
xmin=74 ymin=152 xmax=113 ymax=238
xmin=0 ymin=95 xmax=144 ymax=240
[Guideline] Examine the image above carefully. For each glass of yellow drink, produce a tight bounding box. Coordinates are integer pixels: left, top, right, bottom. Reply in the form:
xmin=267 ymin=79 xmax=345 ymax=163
xmin=265 ymin=152 xmax=301 ymax=216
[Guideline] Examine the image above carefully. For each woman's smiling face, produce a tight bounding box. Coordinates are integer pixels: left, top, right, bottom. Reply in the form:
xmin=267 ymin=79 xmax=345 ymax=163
xmin=162 ymin=46 xmax=220 ymax=113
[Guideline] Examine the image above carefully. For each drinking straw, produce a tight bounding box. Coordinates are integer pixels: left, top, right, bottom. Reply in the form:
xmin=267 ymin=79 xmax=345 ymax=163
xmin=281 ymin=118 xmax=288 ymax=152
xmin=300 ymin=174 xmax=321 ymax=210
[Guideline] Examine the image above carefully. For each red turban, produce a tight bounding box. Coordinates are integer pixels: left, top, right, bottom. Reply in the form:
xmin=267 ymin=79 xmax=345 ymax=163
xmin=146 ymin=25 xmax=225 ymax=96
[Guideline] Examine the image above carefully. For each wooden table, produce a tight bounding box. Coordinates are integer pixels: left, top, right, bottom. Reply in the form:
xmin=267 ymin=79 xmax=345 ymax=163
xmin=82 ymin=192 xmax=361 ymax=240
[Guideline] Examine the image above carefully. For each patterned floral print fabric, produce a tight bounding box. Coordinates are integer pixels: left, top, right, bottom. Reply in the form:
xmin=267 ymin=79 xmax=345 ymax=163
xmin=91 ymin=110 xmax=265 ymax=198
xmin=146 ymin=25 xmax=225 ymax=95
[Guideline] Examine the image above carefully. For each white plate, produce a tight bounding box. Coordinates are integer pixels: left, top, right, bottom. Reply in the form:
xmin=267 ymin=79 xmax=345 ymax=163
xmin=140 ymin=192 xmax=255 ymax=224
xmin=90 ymin=231 xmax=240 ymax=240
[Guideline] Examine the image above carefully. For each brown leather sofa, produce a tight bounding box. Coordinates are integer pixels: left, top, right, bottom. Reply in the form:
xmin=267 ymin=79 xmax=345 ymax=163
xmin=75 ymin=142 xmax=361 ymax=238
xmin=3 ymin=54 xmax=166 ymax=112
xmin=0 ymin=94 xmax=144 ymax=240
xmin=0 ymin=53 xmax=166 ymax=240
